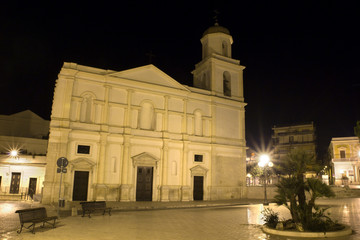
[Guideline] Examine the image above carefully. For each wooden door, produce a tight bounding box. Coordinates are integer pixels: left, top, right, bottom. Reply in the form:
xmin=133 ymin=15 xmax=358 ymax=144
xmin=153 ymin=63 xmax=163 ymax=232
xmin=136 ymin=166 xmax=153 ymax=201
xmin=72 ymin=171 xmax=89 ymax=201
xmin=28 ymin=178 xmax=37 ymax=198
xmin=10 ymin=172 xmax=21 ymax=194
xmin=193 ymin=176 xmax=204 ymax=201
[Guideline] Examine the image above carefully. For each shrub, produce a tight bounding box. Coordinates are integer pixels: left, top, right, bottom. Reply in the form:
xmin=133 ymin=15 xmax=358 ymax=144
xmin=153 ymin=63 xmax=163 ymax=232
xmin=262 ymin=208 xmax=279 ymax=229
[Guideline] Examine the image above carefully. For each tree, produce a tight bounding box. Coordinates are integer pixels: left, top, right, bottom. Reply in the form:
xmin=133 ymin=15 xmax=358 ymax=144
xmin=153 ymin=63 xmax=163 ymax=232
xmin=246 ymin=162 xmax=263 ymax=185
xmin=274 ymin=149 xmax=335 ymax=231
xmin=355 ymin=120 xmax=360 ymax=141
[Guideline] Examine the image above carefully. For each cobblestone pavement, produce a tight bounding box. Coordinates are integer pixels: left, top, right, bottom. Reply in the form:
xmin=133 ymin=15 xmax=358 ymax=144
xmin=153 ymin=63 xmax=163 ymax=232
xmin=1 ymin=198 xmax=359 ymax=240
xmin=0 ymin=201 xmax=37 ymax=236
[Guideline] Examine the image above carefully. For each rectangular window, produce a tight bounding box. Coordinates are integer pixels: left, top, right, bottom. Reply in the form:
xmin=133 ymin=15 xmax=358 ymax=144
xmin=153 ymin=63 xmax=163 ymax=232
xmin=77 ymin=145 xmax=90 ymax=154
xmin=289 ymin=136 xmax=294 ymax=143
xmin=194 ymin=154 xmax=203 ymax=162
xmin=340 ymin=150 xmax=346 ymax=158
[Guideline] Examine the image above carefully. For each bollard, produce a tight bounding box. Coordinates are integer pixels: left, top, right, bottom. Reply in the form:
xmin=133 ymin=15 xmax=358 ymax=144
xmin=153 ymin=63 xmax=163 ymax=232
xmin=72 ymin=207 xmax=78 ymax=216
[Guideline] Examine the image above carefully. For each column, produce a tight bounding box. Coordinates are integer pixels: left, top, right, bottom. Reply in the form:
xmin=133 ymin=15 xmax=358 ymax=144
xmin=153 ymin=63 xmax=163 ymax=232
xmin=181 ymin=142 xmax=190 ymax=201
xmin=161 ymin=140 xmax=169 ymax=201
xmin=182 ymin=99 xmax=188 ymax=134
xmin=101 ymin=85 xmax=111 ymax=131
xmin=162 ymin=95 xmax=169 ymax=136
xmin=95 ymin=133 xmax=108 ymax=200
xmin=120 ymin=136 xmax=131 ymax=201
xmin=124 ymin=89 xmax=133 ymax=130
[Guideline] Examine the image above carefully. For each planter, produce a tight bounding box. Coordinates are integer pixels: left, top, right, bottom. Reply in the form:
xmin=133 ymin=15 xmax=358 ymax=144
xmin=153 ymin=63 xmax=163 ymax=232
xmin=262 ymin=225 xmax=352 ymax=238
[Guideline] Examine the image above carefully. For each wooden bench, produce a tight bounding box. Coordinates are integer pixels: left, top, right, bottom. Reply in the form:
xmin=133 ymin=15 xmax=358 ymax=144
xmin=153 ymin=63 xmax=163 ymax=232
xmin=80 ymin=201 xmax=112 ymax=218
xmin=15 ymin=207 xmax=58 ymax=234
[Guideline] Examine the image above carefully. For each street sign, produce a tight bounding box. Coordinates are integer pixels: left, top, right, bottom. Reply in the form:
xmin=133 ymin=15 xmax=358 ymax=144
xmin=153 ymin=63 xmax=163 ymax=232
xmin=57 ymin=157 xmax=68 ymax=168
xmin=57 ymin=167 xmax=67 ymax=173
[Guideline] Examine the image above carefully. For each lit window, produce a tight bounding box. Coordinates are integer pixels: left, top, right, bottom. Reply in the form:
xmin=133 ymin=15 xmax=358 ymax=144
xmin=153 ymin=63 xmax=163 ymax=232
xmin=340 ymin=150 xmax=346 ymax=158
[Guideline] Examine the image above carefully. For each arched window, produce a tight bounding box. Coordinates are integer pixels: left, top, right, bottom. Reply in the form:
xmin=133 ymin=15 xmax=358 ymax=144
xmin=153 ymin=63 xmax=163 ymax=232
xmin=139 ymin=102 xmax=156 ymax=130
xmin=222 ymin=41 xmax=228 ymax=56
xmin=223 ymin=71 xmax=231 ymax=97
xmin=194 ymin=110 xmax=203 ymax=136
xmin=80 ymin=94 xmax=93 ymax=123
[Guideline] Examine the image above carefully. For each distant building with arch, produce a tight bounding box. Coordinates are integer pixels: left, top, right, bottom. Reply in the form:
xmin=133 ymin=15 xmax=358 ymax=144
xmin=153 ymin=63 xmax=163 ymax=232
xmin=330 ymin=137 xmax=360 ymax=185
xmin=0 ymin=110 xmax=49 ymax=199
xmin=42 ymin=22 xmax=247 ymax=203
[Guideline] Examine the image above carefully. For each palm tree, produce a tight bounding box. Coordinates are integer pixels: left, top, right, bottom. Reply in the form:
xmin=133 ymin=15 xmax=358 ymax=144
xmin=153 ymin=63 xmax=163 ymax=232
xmin=274 ymin=149 xmax=335 ymax=231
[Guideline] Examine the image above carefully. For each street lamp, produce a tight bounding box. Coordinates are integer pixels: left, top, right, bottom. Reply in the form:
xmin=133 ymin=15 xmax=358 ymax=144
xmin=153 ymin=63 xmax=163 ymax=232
xmin=258 ymin=154 xmax=273 ymax=205
xmin=9 ymin=149 xmax=19 ymax=159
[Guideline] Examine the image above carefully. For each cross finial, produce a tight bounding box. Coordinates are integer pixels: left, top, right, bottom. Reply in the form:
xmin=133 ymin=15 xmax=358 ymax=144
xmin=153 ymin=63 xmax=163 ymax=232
xmin=146 ymin=51 xmax=156 ymax=64
xmin=213 ymin=9 xmax=220 ymax=26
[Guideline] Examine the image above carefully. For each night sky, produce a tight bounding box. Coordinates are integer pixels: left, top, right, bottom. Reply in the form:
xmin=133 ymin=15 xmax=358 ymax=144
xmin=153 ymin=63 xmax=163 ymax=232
xmin=1 ymin=1 xmax=359 ymax=158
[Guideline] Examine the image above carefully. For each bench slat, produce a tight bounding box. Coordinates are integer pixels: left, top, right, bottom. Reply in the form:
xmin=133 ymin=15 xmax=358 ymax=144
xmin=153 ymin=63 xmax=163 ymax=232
xmin=15 ymin=207 xmax=58 ymax=234
xmin=80 ymin=201 xmax=112 ymax=218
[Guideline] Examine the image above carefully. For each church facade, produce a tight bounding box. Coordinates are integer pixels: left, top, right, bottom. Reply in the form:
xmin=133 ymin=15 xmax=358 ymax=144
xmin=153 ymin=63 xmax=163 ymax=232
xmin=42 ymin=23 xmax=247 ymax=203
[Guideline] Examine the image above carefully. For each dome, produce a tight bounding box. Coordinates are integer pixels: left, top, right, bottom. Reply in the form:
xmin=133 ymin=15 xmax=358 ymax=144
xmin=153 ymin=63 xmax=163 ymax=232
xmin=202 ymin=23 xmax=230 ymax=37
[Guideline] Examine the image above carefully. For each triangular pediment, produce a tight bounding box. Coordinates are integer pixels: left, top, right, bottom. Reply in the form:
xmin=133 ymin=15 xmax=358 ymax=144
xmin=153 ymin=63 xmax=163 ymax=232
xmin=132 ymin=152 xmax=160 ymax=167
xmin=190 ymin=165 xmax=208 ymax=175
xmin=10 ymin=110 xmax=45 ymax=121
xmin=109 ymin=64 xmax=189 ymax=91
xmin=70 ymin=158 xmax=96 ymax=169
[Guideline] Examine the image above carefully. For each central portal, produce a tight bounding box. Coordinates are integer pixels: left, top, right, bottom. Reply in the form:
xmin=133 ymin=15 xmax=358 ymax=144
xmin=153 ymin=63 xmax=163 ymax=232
xmin=193 ymin=176 xmax=204 ymax=200
xmin=72 ymin=171 xmax=89 ymax=201
xmin=136 ymin=166 xmax=153 ymax=201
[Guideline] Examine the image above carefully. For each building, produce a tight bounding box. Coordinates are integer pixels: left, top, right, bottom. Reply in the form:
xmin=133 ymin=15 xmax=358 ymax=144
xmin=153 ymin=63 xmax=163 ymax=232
xmin=42 ymin=22 xmax=247 ymax=204
xmin=330 ymin=137 xmax=360 ymax=185
xmin=0 ymin=110 xmax=49 ymax=199
xmin=272 ymin=122 xmax=316 ymax=163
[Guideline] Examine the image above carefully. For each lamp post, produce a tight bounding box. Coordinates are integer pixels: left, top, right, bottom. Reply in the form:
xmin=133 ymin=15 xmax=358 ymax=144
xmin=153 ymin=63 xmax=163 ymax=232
xmin=258 ymin=154 xmax=273 ymax=205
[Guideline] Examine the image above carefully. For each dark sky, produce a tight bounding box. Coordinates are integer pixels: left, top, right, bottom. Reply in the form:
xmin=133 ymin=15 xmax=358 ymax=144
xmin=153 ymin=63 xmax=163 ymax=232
xmin=1 ymin=1 xmax=359 ymax=158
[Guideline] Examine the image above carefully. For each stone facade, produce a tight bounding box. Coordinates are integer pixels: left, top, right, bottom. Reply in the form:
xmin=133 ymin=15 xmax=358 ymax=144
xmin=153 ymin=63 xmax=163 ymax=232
xmin=42 ymin=23 xmax=247 ymax=203
xmin=272 ymin=122 xmax=316 ymax=162
xmin=0 ymin=110 xmax=49 ymax=197
xmin=330 ymin=137 xmax=360 ymax=185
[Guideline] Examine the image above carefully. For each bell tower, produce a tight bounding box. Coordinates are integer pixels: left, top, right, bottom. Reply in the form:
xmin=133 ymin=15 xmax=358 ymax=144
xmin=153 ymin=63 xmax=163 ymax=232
xmin=192 ymin=21 xmax=245 ymax=101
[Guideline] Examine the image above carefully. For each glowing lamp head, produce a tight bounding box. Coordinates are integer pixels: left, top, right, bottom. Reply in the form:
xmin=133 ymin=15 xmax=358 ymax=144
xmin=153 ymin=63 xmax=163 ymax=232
xmin=260 ymin=154 xmax=270 ymax=163
xmin=258 ymin=154 xmax=272 ymax=168
xmin=10 ymin=150 xmax=19 ymax=158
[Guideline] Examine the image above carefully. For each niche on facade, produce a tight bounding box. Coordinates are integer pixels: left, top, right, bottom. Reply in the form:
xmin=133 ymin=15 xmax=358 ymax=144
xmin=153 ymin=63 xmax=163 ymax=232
xmin=194 ymin=110 xmax=203 ymax=136
xmin=223 ymin=71 xmax=231 ymax=97
xmin=138 ymin=101 xmax=156 ymax=130
xmin=80 ymin=92 xmax=96 ymax=123
xmin=132 ymin=152 xmax=160 ymax=169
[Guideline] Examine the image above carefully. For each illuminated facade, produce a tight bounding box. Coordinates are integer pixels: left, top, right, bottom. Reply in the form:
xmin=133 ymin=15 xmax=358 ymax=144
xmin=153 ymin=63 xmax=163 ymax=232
xmin=0 ymin=110 xmax=49 ymax=198
xmin=272 ymin=122 xmax=316 ymax=162
xmin=42 ymin=23 xmax=247 ymax=203
xmin=330 ymin=137 xmax=360 ymax=185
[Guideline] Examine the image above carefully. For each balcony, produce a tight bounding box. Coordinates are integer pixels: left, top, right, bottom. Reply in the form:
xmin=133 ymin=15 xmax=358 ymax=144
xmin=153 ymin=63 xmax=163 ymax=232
xmin=332 ymin=157 xmax=360 ymax=162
